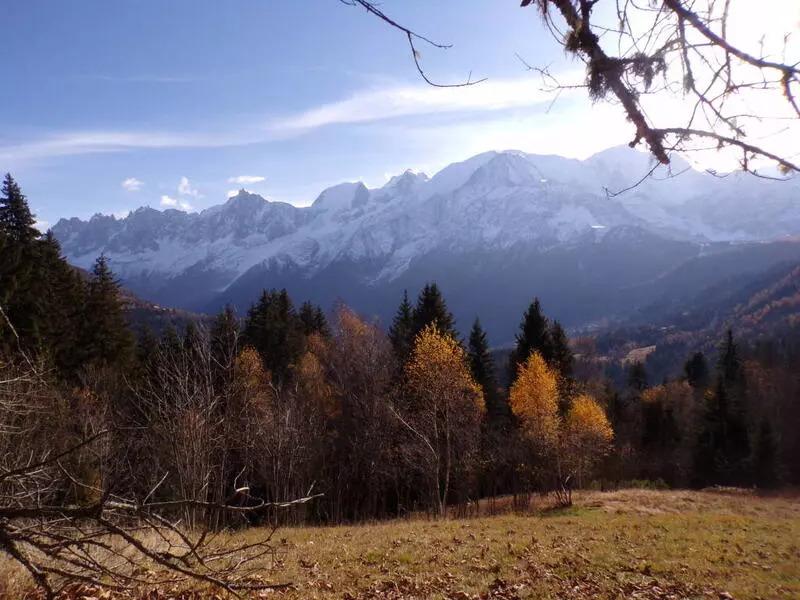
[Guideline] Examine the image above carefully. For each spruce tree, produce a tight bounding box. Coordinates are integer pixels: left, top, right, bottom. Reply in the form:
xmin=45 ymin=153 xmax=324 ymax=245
xmin=39 ymin=231 xmax=86 ymax=377
xmin=549 ymin=320 xmax=574 ymax=379
xmin=684 ymin=351 xmax=710 ymax=389
xmin=0 ymin=174 xmax=38 ymax=244
xmin=135 ymin=326 xmax=160 ymax=376
xmin=510 ymin=298 xmax=553 ymax=382
xmin=693 ymin=331 xmax=752 ymax=486
xmin=210 ymin=305 xmax=240 ymax=386
xmin=388 ymin=290 xmax=415 ymax=361
xmin=468 ymin=318 xmax=508 ymax=420
xmin=753 ymin=418 xmax=778 ymax=489
xmin=298 ymin=301 xmax=329 ymax=337
xmin=211 ymin=305 xmax=240 ymax=361
xmin=718 ymin=330 xmax=746 ymax=390
xmin=81 ymin=255 xmax=135 ymax=368
xmin=0 ymin=174 xmax=44 ymax=351
xmin=243 ymin=288 xmax=303 ymax=381
xmin=627 ymin=361 xmax=648 ymax=391
xmin=412 ymin=283 xmax=456 ymax=340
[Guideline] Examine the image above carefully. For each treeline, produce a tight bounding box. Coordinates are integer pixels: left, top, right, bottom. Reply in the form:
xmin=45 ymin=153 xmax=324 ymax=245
xmin=1 ymin=175 xmax=797 ymax=529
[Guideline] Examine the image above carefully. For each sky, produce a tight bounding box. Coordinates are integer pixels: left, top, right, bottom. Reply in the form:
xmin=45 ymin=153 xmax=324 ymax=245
xmin=2 ymin=0 xmax=798 ymax=229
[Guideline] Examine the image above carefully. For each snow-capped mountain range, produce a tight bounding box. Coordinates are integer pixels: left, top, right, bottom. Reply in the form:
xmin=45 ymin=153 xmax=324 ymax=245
xmin=53 ymin=146 xmax=800 ymax=341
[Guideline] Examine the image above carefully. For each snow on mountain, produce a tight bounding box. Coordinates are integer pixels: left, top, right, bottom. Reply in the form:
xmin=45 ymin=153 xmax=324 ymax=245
xmin=52 ymin=145 xmax=800 ymax=312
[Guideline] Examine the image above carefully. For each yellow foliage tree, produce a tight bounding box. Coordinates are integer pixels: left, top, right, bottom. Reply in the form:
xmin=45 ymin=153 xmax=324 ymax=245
xmin=400 ymin=324 xmax=484 ymax=516
xmin=562 ymin=394 xmax=614 ymax=487
xmin=509 ymin=351 xmax=560 ymax=453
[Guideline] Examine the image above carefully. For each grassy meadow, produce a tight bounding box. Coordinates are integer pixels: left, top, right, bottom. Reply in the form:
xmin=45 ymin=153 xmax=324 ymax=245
xmin=2 ymin=489 xmax=799 ymax=599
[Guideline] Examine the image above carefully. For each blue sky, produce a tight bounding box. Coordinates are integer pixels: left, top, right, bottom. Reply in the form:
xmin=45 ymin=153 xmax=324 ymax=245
xmin=3 ymin=0 xmax=625 ymax=227
xmin=5 ymin=0 xmax=795 ymax=228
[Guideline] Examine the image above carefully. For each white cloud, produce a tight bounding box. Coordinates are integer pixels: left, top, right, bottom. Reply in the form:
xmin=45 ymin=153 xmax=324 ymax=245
xmin=178 ymin=176 xmax=200 ymax=197
xmin=121 ymin=177 xmax=143 ymax=192
xmin=271 ymin=76 xmax=581 ymax=132
xmin=161 ymin=194 xmax=193 ymax=211
xmin=228 ymin=175 xmax=266 ymax=184
xmin=0 ymin=130 xmax=251 ymax=164
xmin=227 ymin=189 xmax=242 ymax=198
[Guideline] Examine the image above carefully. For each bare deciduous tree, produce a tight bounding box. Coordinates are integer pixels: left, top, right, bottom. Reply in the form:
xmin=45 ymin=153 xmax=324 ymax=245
xmin=343 ymin=0 xmax=800 ymax=176
xmin=0 ymin=315 xmax=317 ymax=598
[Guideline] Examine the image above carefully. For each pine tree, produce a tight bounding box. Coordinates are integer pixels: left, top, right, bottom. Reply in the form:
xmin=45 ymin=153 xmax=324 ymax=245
xmin=298 ymin=301 xmax=329 ymax=337
xmin=684 ymin=351 xmax=710 ymax=389
xmin=210 ymin=305 xmax=240 ymax=388
xmin=467 ymin=318 xmax=507 ymax=420
xmin=549 ymin=321 xmax=574 ymax=380
xmin=753 ymin=418 xmax=778 ymax=489
xmin=243 ymin=288 xmax=303 ymax=381
xmin=718 ymin=330 xmax=744 ymax=385
xmin=211 ymin=305 xmax=240 ymax=362
xmin=693 ymin=331 xmax=751 ymax=486
xmin=388 ymin=290 xmax=415 ymax=361
xmin=0 ymin=174 xmax=44 ymax=351
xmin=81 ymin=255 xmax=135 ymax=368
xmin=38 ymin=231 xmax=86 ymax=377
xmin=510 ymin=298 xmax=553 ymax=382
xmin=627 ymin=361 xmax=648 ymax=391
xmin=412 ymin=283 xmax=457 ymax=340
xmin=135 ymin=326 xmax=160 ymax=376
xmin=0 ymin=174 xmax=38 ymax=244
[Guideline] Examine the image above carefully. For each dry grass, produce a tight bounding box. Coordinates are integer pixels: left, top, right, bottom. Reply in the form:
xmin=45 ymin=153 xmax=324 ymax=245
xmin=2 ymin=489 xmax=799 ymax=599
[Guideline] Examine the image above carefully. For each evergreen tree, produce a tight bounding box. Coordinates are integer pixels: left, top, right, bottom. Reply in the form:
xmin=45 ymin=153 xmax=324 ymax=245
xmin=81 ymin=255 xmax=135 ymax=368
xmin=0 ymin=174 xmax=38 ymax=244
xmin=0 ymin=174 xmax=44 ymax=351
xmin=388 ymin=290 xmax=414 ymax=361
xmin=549 ymin=320 xmax=574 ymax=380
xmin=627 ymin=361 xmax=648 ymax=391
xmin=159 ymin=325 xmax=183 ymax=358
xmin=412 ymin=283 xmax=457 ymax=340
xmin=684 ymin=351 xmax=710 ymax=389
xmin=210 ymin=305 xmax=240 ymax=386
xmin=298 ymin=301 xmax=329 ymax=337
xmin=38 ymin=231 xmax=86 ymax=377
xmin=693 ymin=331 xmax=751 ymax=486
xmin=467 ymin=318 xmax=508 ymax=420
xmin=243 ymin=288 xmax=303 ymax=381
xmin=753 ymin=418 xmax=778 ymax=489
xmin=718 ymin=329 xmax=746 ymax=390
xmin=510 ymin=298 xmax=553 ymax=382
xmin=211 ymin=305 xmax=239 ymax=360
xmin=135 ymin=326 xmax=160 ymax=376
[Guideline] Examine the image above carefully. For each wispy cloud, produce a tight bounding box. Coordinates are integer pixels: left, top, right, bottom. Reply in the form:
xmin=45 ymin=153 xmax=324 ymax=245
xmin=160 ymin=195 xmax=178 ymax=207
xmin=79 ymin=74 xmax=196 ymax=84
xmin=271 ymin=77 xmax=573 ymax=132
xmin=228 ymin=175 xmax=266 ymax=184
xmin=0 ymin=75 xmax=581 ymax=164
xmin=121 ymin=177 xmax=143 ymax=192
xmin=0 ymin=130 xmax=251 ymax=164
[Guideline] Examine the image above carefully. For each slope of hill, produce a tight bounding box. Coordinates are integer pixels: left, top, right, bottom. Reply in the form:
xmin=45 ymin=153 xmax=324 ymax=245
xmin=590 ymin=259 xmax=800 ymax=382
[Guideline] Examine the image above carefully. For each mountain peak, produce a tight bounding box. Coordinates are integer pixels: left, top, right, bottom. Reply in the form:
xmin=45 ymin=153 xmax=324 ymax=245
xmin=312 ymin=181 xmax=369 ymax=212
xmin=383 ymin=169 xmax=429 ymax=192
